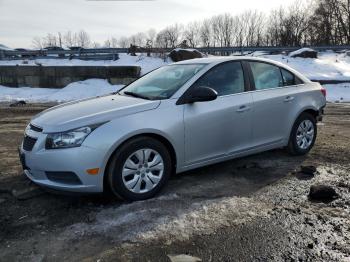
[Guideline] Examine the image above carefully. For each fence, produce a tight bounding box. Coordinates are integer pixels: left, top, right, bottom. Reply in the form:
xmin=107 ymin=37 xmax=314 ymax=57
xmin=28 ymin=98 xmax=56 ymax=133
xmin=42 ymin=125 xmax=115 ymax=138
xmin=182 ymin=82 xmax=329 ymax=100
xmin=1 ymin=45 xmax=350 ymax=61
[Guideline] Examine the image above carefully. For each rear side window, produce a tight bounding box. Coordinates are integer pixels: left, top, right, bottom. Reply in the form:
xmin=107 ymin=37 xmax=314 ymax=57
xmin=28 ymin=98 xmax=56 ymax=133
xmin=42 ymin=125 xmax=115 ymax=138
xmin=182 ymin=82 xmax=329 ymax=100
xmin=249 ymin=62 xmax=283 ymax=90
xmin=192 ymin=62 xmax=245 ymax=96
xmin=281 ymin=68 xmax=304 ymax=86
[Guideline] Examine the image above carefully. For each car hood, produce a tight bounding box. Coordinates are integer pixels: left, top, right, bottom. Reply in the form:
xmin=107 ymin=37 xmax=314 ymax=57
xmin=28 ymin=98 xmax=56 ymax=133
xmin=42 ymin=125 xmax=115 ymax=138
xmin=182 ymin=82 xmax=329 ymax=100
xmin=31 ymin=94 xmax=161 ymax=133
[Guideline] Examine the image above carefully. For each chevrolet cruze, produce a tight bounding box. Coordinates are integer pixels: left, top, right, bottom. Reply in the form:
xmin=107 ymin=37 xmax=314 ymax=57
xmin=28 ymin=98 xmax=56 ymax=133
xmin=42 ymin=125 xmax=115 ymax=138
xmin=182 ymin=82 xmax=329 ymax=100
xmin=19 ymin=57 xmax=326 ymax=200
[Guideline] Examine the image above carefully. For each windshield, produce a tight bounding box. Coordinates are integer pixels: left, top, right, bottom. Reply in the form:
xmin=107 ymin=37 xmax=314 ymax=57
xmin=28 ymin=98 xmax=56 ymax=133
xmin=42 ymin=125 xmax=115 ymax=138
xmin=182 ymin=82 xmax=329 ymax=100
xmin=120 ymin=64 xmax=206 ymax=100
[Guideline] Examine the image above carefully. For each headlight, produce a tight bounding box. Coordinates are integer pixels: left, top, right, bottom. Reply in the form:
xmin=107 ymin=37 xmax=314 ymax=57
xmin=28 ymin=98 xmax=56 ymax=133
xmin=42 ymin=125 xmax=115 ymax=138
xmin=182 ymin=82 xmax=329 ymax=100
xmin=45 ymin=124 xmax=103 ymax=149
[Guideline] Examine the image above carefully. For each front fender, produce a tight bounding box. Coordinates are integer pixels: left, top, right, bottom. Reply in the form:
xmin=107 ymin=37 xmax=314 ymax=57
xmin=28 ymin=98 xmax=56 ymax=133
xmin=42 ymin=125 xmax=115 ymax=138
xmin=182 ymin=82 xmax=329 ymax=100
xmin=82 ymin=101 xmax=184 ymax=182
xmin=101 ymin=128 xmax=178 ymax=172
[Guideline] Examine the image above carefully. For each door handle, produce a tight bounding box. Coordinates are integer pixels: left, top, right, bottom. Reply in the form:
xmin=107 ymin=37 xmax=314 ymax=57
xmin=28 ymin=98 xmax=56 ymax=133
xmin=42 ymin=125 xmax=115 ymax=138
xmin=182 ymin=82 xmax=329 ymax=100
xmin=236 ymin=105 xmax=251 ymax=113
xmin=284 ymin=96 xmax=295 ymax=102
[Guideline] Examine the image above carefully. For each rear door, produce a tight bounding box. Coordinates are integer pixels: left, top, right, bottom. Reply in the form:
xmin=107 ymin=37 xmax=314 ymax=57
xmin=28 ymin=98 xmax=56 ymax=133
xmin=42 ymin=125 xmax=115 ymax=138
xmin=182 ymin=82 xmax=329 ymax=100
xmin=246 ymin=61 xmax=302 ymax=147
xmin=183 ymin=61 xmax=253 ymax=165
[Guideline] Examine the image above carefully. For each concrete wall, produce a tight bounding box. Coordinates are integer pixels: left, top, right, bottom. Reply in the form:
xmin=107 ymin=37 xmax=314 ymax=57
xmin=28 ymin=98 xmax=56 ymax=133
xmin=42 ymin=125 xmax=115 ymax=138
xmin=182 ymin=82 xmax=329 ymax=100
xmin=0 ymin=65 xmax=141 ymax=88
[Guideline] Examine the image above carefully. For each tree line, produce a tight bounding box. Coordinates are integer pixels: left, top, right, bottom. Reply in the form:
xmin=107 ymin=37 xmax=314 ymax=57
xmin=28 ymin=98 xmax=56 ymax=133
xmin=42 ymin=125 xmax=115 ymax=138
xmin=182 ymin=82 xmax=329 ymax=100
xmin=32 ymin=0 xmax=350 ymax=50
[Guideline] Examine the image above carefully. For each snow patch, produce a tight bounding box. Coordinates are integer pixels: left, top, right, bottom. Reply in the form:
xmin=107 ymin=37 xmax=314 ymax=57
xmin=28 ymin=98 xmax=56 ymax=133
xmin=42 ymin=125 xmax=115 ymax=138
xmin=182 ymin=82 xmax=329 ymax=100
xmin=61 ymin=194 xmax=268 ymax=244
xmin=323 ymin=83 xmax=350 ymax=103
xmin=265 ymin=53 xmax=350 ymax=81
xmin=0 ymin=79 xmax=123 ymax=103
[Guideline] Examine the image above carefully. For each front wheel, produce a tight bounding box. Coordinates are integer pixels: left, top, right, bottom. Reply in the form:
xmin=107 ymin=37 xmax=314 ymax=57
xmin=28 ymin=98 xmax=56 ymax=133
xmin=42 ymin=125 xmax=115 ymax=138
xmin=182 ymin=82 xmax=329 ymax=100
xmin=287 ymin=113 xmax=317 ymax=155
xmin=107 ymin=137 xmax=172 ymax=201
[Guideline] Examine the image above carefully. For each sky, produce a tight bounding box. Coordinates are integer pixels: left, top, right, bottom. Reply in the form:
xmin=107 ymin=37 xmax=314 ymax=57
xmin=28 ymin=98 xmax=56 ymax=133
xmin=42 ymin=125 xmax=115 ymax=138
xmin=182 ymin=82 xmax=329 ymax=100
xmin=0 ymin=0 xmax=295 ymax=48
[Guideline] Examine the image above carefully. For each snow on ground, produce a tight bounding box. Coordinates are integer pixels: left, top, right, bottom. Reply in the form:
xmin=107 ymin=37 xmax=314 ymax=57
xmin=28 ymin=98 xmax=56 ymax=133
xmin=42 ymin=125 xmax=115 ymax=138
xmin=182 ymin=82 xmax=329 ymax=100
xmin=0 ymin=53 xmax=167 ymax=75
xmin=263 ymin=51 xmax=350 ymax=81
xmin=323 ymin=83 xmax=350 ymax=103
xmin=0 ymin=79 xmax=123 ymax=103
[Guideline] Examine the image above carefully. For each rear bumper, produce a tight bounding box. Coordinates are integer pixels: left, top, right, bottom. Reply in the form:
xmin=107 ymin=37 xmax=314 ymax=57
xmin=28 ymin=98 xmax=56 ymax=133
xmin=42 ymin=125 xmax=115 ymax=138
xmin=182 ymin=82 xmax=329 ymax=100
xmin=316 ymin=105 xmax=326 ymax=122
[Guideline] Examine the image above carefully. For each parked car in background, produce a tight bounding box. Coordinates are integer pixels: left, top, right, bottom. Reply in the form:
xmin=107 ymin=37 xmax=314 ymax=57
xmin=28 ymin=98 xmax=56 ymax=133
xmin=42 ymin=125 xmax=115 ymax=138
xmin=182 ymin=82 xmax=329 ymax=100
xmin=43 ymin=46 xmax=65 ymax=51
xmin=19 ymin=57 xmax=326 ymax=201
xmin=68 ymin=46 xmax=84 ymax=51
xmin=14 ymin=48 xmax=33 ymax=58
xmin=43 ymin=46 xmax=66 ymax=57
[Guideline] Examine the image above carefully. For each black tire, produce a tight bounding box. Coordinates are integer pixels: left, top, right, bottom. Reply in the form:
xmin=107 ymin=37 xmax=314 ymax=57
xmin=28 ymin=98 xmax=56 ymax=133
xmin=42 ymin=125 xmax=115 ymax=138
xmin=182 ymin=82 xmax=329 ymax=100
xmin=287 ymin=112 xmax=317 ymax=155
xmin=107 ymin=136 xmax=172 ymax=201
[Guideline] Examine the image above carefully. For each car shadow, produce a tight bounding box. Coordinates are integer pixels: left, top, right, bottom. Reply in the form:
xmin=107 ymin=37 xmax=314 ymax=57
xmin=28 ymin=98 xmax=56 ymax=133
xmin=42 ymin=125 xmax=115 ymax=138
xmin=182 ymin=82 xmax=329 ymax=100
xmin=166 ymin=148 xmax=308 ymax=200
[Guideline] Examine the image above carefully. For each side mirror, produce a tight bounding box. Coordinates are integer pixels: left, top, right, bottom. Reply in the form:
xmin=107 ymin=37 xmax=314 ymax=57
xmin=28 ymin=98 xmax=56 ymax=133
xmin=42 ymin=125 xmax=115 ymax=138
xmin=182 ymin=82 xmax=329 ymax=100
xmin=177 ymin=86 xmax=218 ymax=105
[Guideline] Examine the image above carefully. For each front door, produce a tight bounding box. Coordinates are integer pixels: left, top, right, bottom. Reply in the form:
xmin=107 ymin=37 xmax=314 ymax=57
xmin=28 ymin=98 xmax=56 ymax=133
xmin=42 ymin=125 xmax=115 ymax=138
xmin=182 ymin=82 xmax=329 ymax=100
xmin=183 ymin=61 xmax=253 ymax=165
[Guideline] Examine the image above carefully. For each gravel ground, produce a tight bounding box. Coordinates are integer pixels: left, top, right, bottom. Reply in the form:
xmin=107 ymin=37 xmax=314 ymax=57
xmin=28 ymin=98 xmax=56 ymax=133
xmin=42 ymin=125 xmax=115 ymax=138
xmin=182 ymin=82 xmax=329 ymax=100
xmin=0 ymin=102 xmax=349 ymax=262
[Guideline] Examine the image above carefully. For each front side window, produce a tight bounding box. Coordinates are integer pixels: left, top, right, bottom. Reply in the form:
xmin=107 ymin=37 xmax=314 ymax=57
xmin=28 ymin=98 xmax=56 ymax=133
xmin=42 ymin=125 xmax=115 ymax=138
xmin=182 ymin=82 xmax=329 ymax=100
xmin=192 ymin=62 xmax=245 ymax=96
xmin=120 ymin=64 xmax=205 ymax=100
xmin=249 ymin=62 xmax=283 ymax=90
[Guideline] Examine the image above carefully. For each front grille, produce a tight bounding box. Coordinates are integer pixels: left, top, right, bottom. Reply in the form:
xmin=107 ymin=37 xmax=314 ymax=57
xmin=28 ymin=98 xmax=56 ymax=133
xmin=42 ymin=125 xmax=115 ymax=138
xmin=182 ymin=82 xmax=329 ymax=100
xmin=29 ymin=124 xmax=43 ymax=132
xmin=23 ymin=135 xmax=37 ymax=151
xmin=45 ymin=172 xmax=82 ymax=185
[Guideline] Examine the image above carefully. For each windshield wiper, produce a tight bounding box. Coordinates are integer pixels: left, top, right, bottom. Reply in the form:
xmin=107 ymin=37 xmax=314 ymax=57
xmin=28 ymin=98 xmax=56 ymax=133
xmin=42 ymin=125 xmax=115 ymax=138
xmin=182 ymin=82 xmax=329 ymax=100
xmin=123 ymin=91 xmax=152 ymax=100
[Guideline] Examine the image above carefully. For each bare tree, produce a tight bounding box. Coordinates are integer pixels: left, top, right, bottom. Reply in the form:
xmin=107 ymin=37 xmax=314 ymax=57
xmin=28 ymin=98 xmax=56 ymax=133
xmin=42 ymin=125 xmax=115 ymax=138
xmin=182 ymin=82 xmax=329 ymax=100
xmin=104 ymin=39 xmax=111 ymax=48
xmin=118 ymin=36 xmax=130 ymax=48
xmin=76 ymin=30 xmax=91 ymax=48
xmin=155 ymin=29 xmax=169 ymax=48
xmin=211 ymin=14 xmax=235 ymax=48
xmin=146 ymin=28 xmax=157 ymax=45
xmin=110 ymin=37 xmax=118 ymax=48
xmin=104 ymin=37 xmax=119 ymax=48
xmin=163 ymin=24 xmax=183 ymax=48
xmin=241 ymin=10 xmax=266 ymax=46
xmin=43 ymin=33 xmax=58 ymax=47
xmin=32 ymin=36 xmax=43 ymax=49
xmin=57 ymin=32 xmax=63 ymax=47
xmin=135 ymin=32 xmax=147 ymax=46
xmin=310 ymin=0 xmax=350 ymax=45
xmin=200 ymin=19 xmax=212 ymax=47
xmin=64 ymin=31 xmax=75 ymax=47
xmin=28 ymin=0 xmax=350 ymax=53
xmin=184 ymin=21 xmax=201 ymax=47
xmin=92 ymin=42 xmax=101 ymax=48
xmin=338 ymin=0 xmax=350 ymax=44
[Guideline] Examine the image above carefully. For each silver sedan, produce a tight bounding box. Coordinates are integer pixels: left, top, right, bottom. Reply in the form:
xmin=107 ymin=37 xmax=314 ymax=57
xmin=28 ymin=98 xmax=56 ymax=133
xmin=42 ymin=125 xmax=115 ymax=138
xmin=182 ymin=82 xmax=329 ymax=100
xmin=19 ymin=57 xmax=326 ymax=200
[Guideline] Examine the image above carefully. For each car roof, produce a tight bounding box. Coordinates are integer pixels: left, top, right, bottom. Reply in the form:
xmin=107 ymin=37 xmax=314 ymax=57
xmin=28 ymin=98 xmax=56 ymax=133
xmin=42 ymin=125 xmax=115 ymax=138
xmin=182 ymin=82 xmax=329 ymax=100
xmin=173 ymin=56 xmax=311 ymax=83
xmin=174 ymin=56 xmax=280 ymax=65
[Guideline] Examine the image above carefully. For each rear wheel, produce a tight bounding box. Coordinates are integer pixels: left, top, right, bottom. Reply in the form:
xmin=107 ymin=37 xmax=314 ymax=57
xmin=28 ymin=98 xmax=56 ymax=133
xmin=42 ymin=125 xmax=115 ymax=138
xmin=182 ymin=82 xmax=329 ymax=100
xmin=107 ymin=137 xmax=172 ymax=201
xmin=287 ymin=113 xmax=317 ymax=155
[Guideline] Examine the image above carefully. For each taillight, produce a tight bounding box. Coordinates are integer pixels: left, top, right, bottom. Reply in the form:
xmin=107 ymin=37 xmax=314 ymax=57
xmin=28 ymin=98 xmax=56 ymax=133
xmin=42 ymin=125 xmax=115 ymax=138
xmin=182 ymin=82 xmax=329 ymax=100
xmin=321 ymin=87 xmax=326 ymax=97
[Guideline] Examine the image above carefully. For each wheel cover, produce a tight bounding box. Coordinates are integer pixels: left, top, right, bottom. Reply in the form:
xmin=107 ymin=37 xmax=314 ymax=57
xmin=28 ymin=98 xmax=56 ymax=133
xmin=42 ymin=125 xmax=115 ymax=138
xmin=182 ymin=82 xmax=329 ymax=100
xmin=121 ymin=148 xmax=164 ymax=194
xmin=296 ymin=120 xmax=315 ymax=150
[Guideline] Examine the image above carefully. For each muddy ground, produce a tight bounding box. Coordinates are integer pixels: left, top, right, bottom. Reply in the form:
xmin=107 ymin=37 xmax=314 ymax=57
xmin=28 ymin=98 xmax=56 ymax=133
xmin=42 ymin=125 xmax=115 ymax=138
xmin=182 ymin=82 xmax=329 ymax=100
xmin=0 ymin=103 xmax=349 ymax=262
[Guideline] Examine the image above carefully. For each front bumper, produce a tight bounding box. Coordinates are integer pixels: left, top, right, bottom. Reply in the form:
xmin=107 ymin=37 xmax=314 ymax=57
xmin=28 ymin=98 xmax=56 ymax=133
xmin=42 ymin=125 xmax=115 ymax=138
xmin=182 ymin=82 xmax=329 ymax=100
xmin=19 ymin=141 xmax=106 ymax=193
